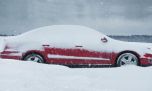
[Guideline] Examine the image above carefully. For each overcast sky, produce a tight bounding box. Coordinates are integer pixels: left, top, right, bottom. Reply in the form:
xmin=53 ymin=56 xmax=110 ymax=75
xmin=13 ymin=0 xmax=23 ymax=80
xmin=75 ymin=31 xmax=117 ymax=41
xmin=0 ymin=0 xmax=152 ymax=35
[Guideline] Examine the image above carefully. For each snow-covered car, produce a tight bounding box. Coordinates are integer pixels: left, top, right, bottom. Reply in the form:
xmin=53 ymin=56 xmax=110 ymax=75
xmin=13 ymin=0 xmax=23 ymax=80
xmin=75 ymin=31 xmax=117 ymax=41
xmin=0 ymin=25 xmax=152 ymax=67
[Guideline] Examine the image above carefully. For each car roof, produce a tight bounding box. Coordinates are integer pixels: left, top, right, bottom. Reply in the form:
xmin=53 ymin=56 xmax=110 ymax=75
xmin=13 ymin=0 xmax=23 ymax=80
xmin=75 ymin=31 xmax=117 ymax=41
xmin=20 ymin=25 xmax=105 ymax=37
xmin=11 ymin=25 xmax=109 ymax=45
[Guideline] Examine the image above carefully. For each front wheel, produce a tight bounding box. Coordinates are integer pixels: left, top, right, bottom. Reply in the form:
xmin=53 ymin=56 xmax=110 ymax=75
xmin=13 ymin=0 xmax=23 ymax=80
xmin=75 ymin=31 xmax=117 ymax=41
xmin=23 ymin=53 xmax=44 ymax=63
xmin=116 ymin=53 xmax=139 ymax=67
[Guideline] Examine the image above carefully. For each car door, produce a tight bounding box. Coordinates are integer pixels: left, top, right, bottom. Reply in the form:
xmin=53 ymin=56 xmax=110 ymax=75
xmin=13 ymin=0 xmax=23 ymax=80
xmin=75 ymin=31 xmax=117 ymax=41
xmin=44 ymin=33 xmax=112 ymax=65
xmin=67 ymin=36 xmax=112 ymax=65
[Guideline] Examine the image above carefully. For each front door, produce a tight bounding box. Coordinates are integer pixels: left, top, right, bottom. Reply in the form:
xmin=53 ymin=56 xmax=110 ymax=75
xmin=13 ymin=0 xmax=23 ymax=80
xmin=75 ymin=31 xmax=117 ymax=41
xmin=44 ymin=44 xmax=112 ymax=65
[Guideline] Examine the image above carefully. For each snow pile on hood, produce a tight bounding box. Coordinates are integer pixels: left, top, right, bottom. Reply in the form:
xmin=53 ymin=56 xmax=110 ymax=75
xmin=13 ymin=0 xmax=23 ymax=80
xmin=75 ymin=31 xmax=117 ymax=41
xmin=0 ymin=59 xmax=151 ymax=91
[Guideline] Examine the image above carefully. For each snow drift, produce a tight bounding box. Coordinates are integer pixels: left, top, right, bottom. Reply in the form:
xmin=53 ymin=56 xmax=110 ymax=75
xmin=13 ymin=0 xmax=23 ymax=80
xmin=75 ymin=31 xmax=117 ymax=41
xmin=0 ymin=59 xmax=151 ymax=91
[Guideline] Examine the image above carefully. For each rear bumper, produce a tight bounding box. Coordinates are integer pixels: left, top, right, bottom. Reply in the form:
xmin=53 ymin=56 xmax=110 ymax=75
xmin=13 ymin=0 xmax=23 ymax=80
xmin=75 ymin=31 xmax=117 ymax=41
xmin=0 ymin=51 xmax=22 ymax=60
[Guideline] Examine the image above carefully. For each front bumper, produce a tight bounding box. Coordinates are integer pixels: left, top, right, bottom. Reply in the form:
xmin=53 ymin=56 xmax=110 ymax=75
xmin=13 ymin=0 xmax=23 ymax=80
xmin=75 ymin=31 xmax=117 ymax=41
xmin=140 ymin=53 xmax=152 ymax=66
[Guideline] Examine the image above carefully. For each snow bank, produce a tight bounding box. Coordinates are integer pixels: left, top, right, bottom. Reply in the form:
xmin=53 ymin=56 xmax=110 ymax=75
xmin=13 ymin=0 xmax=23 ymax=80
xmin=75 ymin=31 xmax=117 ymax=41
xmin=0 ymin=59 xmax=151 ymax=91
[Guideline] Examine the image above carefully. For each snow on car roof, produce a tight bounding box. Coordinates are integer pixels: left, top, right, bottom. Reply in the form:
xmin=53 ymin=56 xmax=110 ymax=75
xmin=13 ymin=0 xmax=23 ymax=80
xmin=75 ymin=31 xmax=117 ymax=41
xmin=14 ymin=25 xmax=108 ymax=46
xmin=5 ymin=25 xmax=108 ymax=52
xmin=20 ymin=25 xmax=105 ymax=37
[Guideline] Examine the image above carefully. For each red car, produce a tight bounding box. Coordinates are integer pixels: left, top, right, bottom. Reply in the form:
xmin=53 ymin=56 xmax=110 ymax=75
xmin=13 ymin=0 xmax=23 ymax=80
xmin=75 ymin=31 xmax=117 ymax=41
xmin=0 ymin=25 xmax=152 ymax=67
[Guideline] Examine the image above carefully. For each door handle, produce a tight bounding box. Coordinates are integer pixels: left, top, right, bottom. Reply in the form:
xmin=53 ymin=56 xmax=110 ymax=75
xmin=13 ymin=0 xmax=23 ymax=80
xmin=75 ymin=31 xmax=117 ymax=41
xmin=75 ymin=45 xmax=83 ymax=47
xmin=42 ymin=44 xmax=50 ymax=47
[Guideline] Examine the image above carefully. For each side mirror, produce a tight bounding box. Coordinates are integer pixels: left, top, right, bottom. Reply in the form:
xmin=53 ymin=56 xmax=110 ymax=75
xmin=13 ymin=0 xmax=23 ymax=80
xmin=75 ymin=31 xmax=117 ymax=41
xmin=101 ymin=37 xmax=108 ymax=43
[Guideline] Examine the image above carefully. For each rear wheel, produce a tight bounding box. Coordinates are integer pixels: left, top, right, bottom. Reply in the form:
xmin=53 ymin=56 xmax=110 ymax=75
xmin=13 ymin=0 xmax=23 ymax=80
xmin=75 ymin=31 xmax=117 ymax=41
xmin=117 ymin=53 xmax=138 ymax=67
xmin=23 ymin=53 xmax=44 ymax=63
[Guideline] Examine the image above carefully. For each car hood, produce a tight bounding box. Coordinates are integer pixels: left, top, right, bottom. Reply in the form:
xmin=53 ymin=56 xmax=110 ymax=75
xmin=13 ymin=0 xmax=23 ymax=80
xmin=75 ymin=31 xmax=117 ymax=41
xmin=114 ymin=40 xmax=152 ymax=55
xmin=127 ymin=42 xmax=152 ymax=49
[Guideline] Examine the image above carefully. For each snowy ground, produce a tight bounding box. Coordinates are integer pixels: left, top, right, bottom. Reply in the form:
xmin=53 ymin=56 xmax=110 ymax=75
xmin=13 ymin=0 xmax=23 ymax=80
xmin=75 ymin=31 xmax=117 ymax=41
xmin=0 ymin=59 xmax=152 ymax=91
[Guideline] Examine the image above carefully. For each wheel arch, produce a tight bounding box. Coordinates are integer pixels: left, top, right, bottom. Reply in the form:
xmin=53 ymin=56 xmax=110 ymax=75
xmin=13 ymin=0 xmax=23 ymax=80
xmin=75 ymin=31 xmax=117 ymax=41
xmin=115 ymin=50 xmax=141 ymax=66
xmin=22 ymin=50 xmax=46 ymax=63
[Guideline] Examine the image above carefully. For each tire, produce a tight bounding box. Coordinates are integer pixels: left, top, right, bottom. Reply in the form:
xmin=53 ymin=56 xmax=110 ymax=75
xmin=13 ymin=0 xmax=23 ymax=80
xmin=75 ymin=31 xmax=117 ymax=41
xmin=116 ymin=53 xmax=138 ymax=67
xmin=23 ymin=53 xmax=44 ymax=63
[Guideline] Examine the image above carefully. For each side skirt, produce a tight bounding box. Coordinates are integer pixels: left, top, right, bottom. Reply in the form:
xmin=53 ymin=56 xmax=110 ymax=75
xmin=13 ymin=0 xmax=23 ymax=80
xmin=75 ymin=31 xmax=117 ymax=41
xmin=63 ymin=64 xmax=116 ymax=68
